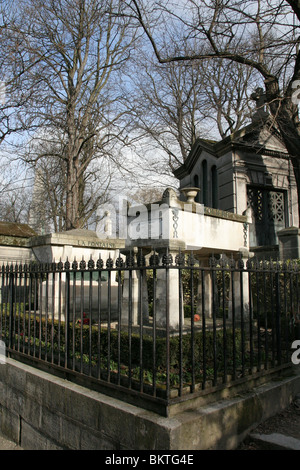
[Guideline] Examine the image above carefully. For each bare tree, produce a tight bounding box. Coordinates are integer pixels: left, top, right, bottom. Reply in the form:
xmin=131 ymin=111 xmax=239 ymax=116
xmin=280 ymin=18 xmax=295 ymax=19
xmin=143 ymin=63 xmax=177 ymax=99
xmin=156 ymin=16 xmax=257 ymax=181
xmin=1 ymin=0 xmax=135 ymax=230
xmin=0 ymin=156 xmax=32 ymax=224
xmin=129 ymin=0 xmax=300 ymax=224
xmin=203 ymin=59 xmax=256 ymax=139
xmin=0 ymin=0 xmax=41 ymax=145
xmin=131 ymin=52 xmax=256 ymax=170
xmin=0 ymin=191 xmax=30 ymax=223
xmin=130 ymin=52 xmax=207 ymax=169
xmin=27 ymin=128 xmax=119 ymax=233
xmin=126 ymin=15 xmax=258 ymax=175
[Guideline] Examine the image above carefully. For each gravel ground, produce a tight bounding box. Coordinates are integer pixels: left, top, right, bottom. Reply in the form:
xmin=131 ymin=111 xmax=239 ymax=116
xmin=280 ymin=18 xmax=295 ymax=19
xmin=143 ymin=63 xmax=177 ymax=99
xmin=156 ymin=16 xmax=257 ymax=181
xmin=237 ymin=396 xmax=300 ymax=450
xmin=0 ymin=434 xmax=23 ymax=450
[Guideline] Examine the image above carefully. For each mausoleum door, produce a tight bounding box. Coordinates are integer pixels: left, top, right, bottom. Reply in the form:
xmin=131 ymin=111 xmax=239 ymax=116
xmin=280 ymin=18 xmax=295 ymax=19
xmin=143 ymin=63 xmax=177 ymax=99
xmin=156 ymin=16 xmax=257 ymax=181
xmin=247 ymin=186 xmax=287 ymax=247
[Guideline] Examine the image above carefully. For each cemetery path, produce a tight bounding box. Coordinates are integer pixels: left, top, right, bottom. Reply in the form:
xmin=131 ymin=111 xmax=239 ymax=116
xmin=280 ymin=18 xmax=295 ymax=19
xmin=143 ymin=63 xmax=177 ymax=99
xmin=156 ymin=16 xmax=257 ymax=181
xmin=0 ymin=433 xmax=23 ymax=450
xmin=237 ymin=396 xmax=300 ymax=450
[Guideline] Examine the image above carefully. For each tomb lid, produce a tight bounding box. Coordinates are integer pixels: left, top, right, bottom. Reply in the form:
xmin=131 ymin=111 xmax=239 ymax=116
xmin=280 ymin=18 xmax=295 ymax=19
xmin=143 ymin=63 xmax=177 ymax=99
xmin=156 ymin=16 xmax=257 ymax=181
xmin=0 ymin=222 xmax=37 ymax=238
xmin=60 ymin=228 xmax=100 ymax=238
xmin=29 ymin=228 xmax=125 ymax=249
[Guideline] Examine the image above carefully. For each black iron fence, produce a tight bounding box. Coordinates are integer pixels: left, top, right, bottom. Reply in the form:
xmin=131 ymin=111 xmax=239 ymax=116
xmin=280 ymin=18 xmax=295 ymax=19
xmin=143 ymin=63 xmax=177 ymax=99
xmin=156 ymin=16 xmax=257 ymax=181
xmin=0 ymin=251 xmax=299 ymax=414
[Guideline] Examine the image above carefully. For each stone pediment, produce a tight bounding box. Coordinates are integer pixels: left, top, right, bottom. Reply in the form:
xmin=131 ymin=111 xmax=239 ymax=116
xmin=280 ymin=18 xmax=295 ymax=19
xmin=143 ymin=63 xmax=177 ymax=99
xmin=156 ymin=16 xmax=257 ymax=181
xmin=174 ymin=119 xmax=289 ymax=178
xmin=228 ymin=120 xmax=288 ymax=155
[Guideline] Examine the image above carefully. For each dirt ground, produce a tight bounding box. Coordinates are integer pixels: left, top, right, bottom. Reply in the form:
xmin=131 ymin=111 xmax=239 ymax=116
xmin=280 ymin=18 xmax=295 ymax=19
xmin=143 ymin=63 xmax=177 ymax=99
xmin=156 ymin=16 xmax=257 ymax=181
xmin=237 ymin=396 xmax=300 ymax=449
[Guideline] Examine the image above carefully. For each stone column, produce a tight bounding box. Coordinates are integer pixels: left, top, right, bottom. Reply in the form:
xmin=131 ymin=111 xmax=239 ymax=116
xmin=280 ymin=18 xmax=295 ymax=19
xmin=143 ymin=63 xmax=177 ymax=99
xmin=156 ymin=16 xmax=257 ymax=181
xmin=228 ymin=249 xmax=250 ymax=322
xmin=121 ymin=269 xmax=139 ymax=325
xmin=195 ymin=257 xmax=213 ymax=319
xmin=121 ymin=269 xmax=149 ymax=326
xmin=121 ymin=249 xmax=149 ymax=326
xmin=41 ymin=272 xmax=67 ymax=321
xmin=155 ymin=251 xmax=184 ymax=330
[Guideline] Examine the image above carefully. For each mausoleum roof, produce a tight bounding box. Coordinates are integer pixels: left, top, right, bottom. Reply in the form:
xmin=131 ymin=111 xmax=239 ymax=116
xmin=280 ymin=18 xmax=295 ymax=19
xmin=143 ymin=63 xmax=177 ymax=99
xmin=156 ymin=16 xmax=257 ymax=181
xmin=174 ymin=118 xmax=290 ymax=179
xmin=0 ymin=222 xmax=37 ymax=238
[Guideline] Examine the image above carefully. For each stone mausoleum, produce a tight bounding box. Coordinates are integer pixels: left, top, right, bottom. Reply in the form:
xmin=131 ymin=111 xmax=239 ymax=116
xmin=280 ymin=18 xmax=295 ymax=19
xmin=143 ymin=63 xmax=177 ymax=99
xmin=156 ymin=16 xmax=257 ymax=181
xmin=173 ymin=90 xmax=300 ymax=260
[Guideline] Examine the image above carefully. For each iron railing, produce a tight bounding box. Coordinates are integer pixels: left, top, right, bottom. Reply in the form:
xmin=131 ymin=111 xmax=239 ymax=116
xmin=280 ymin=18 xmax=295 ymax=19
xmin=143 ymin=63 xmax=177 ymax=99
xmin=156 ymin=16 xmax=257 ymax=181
xmin=0 ymin=251 xmax=299 ymax=414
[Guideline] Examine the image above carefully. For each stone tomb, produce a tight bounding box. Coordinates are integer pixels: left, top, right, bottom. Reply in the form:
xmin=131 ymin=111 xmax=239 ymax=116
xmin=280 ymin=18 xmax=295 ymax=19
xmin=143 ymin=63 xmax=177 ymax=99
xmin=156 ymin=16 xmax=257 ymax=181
xmin=124 ymin=187 xmax=251 ymax=329
xmin=0 ymin=222 xmax=36 ymax=264
xmin=28 ymin=229 xmax=125 ymax=322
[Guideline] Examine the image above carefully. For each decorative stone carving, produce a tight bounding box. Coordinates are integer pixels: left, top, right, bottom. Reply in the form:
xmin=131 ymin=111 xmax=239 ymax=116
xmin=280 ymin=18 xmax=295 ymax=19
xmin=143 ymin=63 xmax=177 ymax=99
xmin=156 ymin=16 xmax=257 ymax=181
xmin=180 ymin=187 xmax=200 ymax=204
xmin=162 ymin=187 xmax=178 ymax=205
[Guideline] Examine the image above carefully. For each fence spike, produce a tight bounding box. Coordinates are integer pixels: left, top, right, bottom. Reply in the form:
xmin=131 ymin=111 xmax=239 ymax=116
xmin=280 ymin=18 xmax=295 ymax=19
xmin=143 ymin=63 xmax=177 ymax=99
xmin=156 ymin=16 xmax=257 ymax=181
xmin=88 ymin=257 xmax=95 ymax=270
xmin=282 ymin=260 xmax=288 ymax=272
xmin=162 ymin=250 xmax=173 ymax=266
xmin=116 ymin=254 xmax=124 ymax=268
xmin=80 ymin=257 xmax=86 ymax=270
xmin=238 ymin=256 xmax=244 ymax=270
xmin=126 ymin=249 xmax=134 ymax=268
xmin=229 ymin=255 xmax=235 ymax=269
xmin=209 ymin=254 xmax=217 ymax=268
xmin=106 ymin=254 xmax=114 ymax=269
xmin=175 ymin=250 xmax=185 ymax=266
xmin=64 ymin=258 xmax=70 ymax=271
xmin=149 ymin=248 xmax=159 ymax=267
xmin=72 ymin=257 xmax=78 ymax=271
xmin=137 ymin=248 xmax=146 ymax=267
xmin=97 ymin=254 xmax=103 ymax=270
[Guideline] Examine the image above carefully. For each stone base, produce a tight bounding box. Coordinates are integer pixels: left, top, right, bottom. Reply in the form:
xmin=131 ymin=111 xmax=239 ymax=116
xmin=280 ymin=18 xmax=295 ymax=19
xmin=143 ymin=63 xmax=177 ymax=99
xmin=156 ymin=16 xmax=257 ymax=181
xmin=1 ymin=358 xmax=300 ymax=450
xmin=250 ymin=245 xmax=279 ymax=260
xmin=277 ymin=227 xmax=300 ymax=260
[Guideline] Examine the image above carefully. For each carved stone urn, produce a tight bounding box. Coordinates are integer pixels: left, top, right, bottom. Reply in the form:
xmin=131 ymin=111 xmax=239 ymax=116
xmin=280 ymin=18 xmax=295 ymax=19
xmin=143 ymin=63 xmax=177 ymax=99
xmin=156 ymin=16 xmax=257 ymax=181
xmin=180 ymin=187 xmax=200 ymax=204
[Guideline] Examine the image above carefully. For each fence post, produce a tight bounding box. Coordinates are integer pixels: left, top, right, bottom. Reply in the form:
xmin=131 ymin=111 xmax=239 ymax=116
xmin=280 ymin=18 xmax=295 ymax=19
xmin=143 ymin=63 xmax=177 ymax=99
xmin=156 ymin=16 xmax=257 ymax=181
xmin=275 ymin=262 xmax=282 ymax=365
xmin=155 ymin=249 xmax=184 ymax=329
xmin=8 ymin=267 xmax=14 ymax=351
xmin=121 ymin=248 xmax=148 ymax=326
xmin=228 ymin=249 xmax=250 ymax=322
xmin=65 ymin=267 xmax=71 ymax=368
xmin=210 ymin=256 xmax=218 ymax=386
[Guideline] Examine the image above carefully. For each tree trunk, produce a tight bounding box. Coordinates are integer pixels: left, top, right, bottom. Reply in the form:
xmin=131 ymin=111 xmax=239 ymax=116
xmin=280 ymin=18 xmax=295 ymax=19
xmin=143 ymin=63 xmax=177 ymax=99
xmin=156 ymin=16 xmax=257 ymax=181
xmin=65 ymin=158 xmax=80 ymax=231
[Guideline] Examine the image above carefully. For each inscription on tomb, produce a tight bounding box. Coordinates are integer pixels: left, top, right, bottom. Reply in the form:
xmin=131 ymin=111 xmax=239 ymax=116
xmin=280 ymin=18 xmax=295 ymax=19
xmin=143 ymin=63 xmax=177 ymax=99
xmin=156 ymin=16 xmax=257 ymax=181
xmin=76 ymin=239 xmax=118 ymax=249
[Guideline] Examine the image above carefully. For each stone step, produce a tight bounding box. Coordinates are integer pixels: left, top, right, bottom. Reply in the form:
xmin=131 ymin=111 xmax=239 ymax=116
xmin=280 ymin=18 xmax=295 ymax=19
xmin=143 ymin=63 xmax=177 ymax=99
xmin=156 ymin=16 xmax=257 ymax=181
xmin=249 ymin=433 xmax=300 ymax=450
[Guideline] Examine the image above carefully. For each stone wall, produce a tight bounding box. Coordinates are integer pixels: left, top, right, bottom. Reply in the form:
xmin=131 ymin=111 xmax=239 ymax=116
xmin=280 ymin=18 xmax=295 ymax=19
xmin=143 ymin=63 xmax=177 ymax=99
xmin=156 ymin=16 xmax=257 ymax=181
xmin=1 ymin=357 xmax=300 ymax=450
